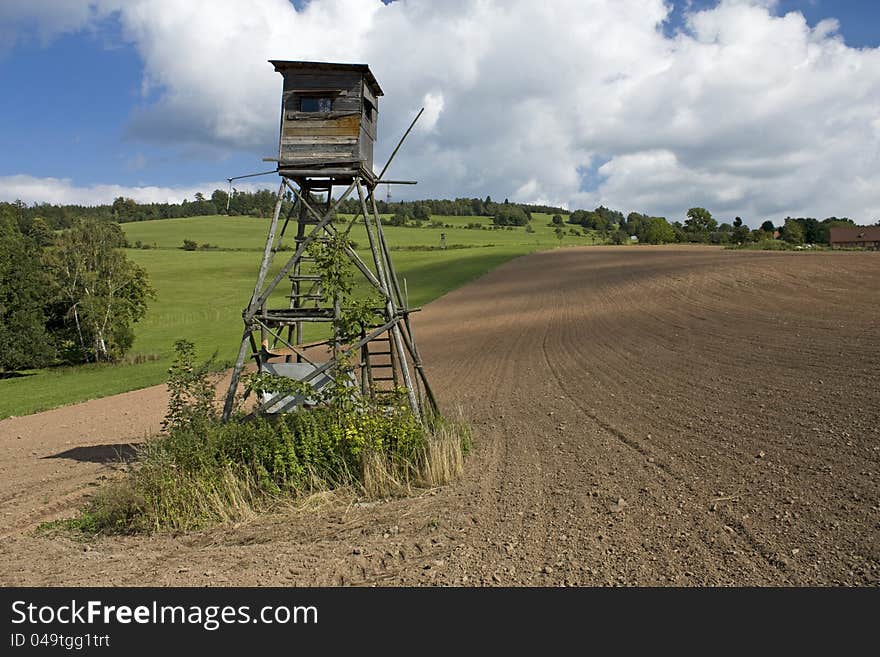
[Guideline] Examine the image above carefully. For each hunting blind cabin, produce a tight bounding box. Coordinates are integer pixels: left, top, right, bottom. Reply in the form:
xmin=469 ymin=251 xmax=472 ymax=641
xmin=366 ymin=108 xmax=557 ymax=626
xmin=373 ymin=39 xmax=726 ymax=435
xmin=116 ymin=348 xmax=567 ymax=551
xmin=221 ymin=61 xmax=437 ymax=422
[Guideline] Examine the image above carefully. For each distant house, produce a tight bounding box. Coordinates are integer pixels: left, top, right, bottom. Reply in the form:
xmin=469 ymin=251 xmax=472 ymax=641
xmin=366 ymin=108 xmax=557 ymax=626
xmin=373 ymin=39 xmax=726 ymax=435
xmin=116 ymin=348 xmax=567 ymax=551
xmin=829 ymin=226 xmax=880 ymax=250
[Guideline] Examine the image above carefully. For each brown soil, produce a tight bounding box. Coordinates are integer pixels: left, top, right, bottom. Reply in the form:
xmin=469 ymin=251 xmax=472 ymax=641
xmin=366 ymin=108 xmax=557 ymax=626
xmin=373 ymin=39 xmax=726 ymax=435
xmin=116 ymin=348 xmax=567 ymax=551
xmin=1 ymin=246 xmax=877 ymax=586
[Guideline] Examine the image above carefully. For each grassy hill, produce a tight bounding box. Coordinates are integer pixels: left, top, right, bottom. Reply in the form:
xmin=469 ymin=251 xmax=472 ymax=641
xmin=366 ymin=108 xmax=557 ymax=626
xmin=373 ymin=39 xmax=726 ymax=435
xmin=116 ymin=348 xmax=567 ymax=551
xmin=0 ymin=213 xmax=597 ymax=418
xmin=121 ymin=212 xmax=589 ymax=250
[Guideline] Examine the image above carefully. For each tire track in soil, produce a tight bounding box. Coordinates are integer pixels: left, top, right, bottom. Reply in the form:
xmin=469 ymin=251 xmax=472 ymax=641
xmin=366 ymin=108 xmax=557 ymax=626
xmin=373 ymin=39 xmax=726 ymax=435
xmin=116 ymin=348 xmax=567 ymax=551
xmin=535 ymin=262 xmax=788 ymax=584
xmin=540 ymin=324 xmax=792 ymax=583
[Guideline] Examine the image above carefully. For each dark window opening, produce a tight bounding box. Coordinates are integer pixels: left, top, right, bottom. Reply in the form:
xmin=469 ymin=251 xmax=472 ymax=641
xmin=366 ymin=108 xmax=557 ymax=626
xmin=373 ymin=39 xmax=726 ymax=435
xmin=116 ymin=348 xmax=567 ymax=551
xmin=363 ymin=99 xmax=375 ymax=122
xmin=300 ymin=97 xmax=332 ymax=112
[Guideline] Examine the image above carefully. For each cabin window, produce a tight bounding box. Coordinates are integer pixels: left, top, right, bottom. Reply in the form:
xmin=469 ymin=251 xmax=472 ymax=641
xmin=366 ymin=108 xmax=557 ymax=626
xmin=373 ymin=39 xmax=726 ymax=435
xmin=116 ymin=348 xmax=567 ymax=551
xmin=363 ymin=99 xmax=375 ymax=123
xmin=300 ymin=96 xmax=332 ymax=112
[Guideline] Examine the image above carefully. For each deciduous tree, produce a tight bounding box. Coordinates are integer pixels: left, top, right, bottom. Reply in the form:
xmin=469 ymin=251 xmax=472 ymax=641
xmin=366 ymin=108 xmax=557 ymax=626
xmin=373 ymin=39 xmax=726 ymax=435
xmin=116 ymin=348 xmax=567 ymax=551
xmin=781 ymin=218 xmax=805 ymax=245
xmin=493 ymin=205 xmax=529 ymax=226
xmin=45 ymin=219 xmax=154 ymax=363
xmin=0 ymin=212 xmax=53 ymax=372
xmin=638 ymin=216 xmax=675 ymax=244
xmin=685 ymin=207 xmax=718 ymax=235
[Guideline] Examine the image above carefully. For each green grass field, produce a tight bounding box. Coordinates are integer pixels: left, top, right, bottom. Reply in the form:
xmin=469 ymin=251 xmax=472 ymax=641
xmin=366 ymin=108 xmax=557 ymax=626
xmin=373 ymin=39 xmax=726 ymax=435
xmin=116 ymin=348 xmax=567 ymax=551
xmin=121 ymin=212 xmax=592 ymax=251
xmin=0 ymin=213 xmax=597 ymax=418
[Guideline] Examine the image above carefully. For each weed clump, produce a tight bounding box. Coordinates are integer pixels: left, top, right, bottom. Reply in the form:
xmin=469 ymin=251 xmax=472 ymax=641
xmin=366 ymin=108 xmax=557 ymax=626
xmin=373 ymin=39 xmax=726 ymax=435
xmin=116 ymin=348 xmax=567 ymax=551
xmin=71 ymin=341 xmax=470 ymax=534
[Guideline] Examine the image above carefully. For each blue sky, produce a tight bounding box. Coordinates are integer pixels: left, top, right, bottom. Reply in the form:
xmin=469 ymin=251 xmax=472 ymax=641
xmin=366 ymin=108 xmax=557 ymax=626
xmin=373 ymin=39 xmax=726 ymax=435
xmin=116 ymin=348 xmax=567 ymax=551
xmin=0 ymin=16 xmax=249 ymax=189
xmin=0 ymin=0 xmax=878 ymax=223
xmin=664 ymin=0 xmax=879 ymax=46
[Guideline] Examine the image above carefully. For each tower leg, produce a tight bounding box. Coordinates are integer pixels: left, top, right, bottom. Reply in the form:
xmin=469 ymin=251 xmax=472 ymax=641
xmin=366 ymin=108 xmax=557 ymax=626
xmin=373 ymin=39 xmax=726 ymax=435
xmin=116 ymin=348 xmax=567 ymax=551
xmin=367 ymin=189 xmax=438 ymax=416
xmin=356 ymin=180 xmax=420 ymax=418
xmin=222 ymin=182 xmax=285 ymax=421
xmin=221 ymin=327 xmax=254 ymax=421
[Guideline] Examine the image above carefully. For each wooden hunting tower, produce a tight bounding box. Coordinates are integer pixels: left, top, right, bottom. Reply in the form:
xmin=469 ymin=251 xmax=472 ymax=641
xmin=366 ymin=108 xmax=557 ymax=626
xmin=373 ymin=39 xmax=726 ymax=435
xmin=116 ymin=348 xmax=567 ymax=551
xmin=272 ymin=60 xmax=382 ymax=179
xmin=221 ymin=61 xmax=435 ymax=423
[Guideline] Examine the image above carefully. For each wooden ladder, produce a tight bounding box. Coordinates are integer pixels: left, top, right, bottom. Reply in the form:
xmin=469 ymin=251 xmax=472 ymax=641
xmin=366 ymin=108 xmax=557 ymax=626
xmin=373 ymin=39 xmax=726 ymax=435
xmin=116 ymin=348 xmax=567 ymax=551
xmin=363 ymin=333 xmax=399 ymax=401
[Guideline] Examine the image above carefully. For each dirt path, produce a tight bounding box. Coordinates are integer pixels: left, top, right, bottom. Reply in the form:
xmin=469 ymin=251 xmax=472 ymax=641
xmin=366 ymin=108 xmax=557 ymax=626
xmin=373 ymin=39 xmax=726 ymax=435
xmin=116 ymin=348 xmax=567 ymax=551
xmin=1 ymin=246 xmax=878 ymax=586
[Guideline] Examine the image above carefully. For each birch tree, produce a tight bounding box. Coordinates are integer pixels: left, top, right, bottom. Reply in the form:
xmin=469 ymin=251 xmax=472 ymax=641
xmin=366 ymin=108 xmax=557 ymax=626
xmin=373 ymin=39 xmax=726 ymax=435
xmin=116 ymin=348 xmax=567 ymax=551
xmin=45 ymin=219 xmax=153 ymax=362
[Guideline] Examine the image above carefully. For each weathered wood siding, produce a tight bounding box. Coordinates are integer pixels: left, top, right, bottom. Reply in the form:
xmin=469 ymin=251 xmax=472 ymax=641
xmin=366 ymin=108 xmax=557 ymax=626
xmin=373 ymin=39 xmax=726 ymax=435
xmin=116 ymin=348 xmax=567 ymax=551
xmin=362 ymin=80 xmax=379 ymax=140
xmin=277 ymin=67 xmax=377 ymax=171
xmin=359 ymin=78 xmax=378 ymax=170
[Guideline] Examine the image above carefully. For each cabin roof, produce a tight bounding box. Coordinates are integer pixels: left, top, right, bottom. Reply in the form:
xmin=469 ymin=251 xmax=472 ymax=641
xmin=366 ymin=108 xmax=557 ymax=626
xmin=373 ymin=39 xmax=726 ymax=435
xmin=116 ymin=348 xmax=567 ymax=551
xmin=829 ymin=226 xmax=880 ymax=242
xmin=269 ymin=60 xmax=383 ymax=97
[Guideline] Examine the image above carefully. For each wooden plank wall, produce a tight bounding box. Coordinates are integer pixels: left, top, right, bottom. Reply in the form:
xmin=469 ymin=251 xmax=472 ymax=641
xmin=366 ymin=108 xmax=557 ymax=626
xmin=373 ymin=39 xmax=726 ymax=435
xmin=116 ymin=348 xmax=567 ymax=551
xmin=278 ymin=68 xmax=377 ymax=170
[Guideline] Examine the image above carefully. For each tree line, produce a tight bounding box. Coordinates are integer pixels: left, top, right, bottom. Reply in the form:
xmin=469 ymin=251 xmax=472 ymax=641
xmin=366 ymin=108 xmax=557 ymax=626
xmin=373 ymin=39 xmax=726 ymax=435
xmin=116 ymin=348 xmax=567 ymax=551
xmin=0 ymin=205 xmax=153 ymax=373
xmin=4 ymin=192 xmax=569 ymax=232
xmin=567 ymin=206 xmax=863 ymax=245
xmin=1 ymin=188 xmax=280 ymax=230
xmin=336 ymin=195 xmax=561 ymax=224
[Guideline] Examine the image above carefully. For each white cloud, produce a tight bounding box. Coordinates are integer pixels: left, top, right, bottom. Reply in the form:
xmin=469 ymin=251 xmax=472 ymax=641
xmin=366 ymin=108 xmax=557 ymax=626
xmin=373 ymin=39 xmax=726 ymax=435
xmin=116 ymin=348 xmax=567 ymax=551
xmin=418 ymin=93 xmax=445 ymax=133
xmin=115 ymin=0 xmax=384 ymax=150
xmin=1 ymin=0 xmax=879 ymax=224
xmin=0 ymin=174 xmax=264 ymax=206
xmin=0 ymin=1 xmax=97 ymax=54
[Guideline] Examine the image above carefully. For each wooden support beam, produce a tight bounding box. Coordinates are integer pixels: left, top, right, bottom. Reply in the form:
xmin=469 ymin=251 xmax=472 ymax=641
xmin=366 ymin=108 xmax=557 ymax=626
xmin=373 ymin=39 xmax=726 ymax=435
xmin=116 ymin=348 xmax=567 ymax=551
xmin=222 ymin=182 xmax=286 ymax=421
xmin=250 ymin=179 xmax=357 ymax=311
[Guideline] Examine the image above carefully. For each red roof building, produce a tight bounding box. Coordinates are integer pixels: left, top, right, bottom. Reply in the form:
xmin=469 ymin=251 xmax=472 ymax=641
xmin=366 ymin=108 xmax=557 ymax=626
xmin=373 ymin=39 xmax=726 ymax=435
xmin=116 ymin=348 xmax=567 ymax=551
xmin=829 ymin=226 xmax=880 ymax=249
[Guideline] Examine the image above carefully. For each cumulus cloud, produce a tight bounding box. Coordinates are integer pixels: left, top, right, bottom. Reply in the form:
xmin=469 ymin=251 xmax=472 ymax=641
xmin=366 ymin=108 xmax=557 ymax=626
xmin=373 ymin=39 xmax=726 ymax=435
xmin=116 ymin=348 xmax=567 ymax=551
xmin=0 ymin=1 xmax=98 ymax=55
xmin=117 ymin=0 xmax=384 ymax=151
xmin=418 ymin=93 xmax=445 ymax=133
xmin=1 ymin=0 xmax=879 ymax=224
xmin=0 ymin=174 xmax=264 ymax=206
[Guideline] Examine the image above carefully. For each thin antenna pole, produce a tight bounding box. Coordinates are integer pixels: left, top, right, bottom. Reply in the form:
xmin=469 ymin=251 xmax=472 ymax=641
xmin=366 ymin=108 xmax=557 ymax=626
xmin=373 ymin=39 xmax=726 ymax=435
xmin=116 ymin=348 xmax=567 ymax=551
xmin=225 ymin=169 xmax=278 ymax=213
xmin=376 ymin=107 xmax=424 ymax=183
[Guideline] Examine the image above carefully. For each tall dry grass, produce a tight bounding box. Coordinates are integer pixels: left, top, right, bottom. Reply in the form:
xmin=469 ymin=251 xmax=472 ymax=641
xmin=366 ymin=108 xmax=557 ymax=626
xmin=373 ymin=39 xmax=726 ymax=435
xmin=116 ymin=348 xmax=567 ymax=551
xmin=71 ymin=413 xmax=471 ymax=535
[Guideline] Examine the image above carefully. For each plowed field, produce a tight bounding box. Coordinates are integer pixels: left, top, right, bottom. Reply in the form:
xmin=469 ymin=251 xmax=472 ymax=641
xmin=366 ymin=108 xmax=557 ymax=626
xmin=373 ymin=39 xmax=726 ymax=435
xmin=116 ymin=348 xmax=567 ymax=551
xmin=1 ymin=246 xmax=877 ymax=585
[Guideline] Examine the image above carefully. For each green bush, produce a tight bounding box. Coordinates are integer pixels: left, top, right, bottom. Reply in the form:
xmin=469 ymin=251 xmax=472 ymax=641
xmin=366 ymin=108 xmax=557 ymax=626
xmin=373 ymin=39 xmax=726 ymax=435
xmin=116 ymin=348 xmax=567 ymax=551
xmin=73 ymin=403 xmax=458 ymax=534
xmin=492 ymin=205 xmax=529 ymax=226
xmin=69 ymin=341 xmax=469 ymax=534
xmin=725 ymin=240 xmax=800 ymax=251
